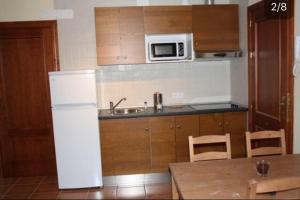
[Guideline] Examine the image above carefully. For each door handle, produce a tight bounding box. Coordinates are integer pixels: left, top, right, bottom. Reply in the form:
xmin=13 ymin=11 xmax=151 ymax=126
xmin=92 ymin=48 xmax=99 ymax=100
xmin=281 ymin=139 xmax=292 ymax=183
xmin=280 ymin=94 xmax=291 ymax=122
xmin=280 ymin=96 xmax=286 ymax=106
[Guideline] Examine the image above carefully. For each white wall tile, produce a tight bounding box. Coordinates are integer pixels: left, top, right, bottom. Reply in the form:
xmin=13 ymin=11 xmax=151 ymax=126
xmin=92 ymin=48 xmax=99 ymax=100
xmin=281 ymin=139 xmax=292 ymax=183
xmin=97 ymin=61 xmax=231 ymax=108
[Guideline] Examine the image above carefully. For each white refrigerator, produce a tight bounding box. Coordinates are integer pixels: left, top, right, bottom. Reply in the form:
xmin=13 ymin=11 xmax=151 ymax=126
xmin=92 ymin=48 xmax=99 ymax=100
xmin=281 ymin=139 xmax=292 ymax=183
xmin=49 ymin=70 xmax=102 ymax=189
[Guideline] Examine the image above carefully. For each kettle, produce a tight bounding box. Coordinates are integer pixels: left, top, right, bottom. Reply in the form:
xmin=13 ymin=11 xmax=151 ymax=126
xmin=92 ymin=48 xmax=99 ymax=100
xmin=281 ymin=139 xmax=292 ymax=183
xmin=154 ymin=92 xmax=163 ymax=111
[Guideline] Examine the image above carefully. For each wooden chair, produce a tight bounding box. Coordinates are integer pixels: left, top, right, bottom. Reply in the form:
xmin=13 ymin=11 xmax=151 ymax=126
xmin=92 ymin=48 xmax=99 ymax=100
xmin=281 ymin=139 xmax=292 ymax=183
xmin=245 ymin=129 xmax=286 ymax=158
xmin=248 ymin=177 xmax=300 ymax=199
xmin=188 ymin=134 xmax=231 ymax=162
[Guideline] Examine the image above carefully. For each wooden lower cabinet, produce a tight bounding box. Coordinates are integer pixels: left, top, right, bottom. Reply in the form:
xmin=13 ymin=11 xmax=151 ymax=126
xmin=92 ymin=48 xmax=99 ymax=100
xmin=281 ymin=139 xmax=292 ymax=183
xmin=100 ymin=111 xmax=247 ymax=176
xmin=100 ymin=118 xmax=151 ymax=176
xmin=149 ymin=116 xmax=176 ymax=172
xmin=198 ymin=112 xmax=247 ymax=158
xmin=224 ymin=112 xmax=247 ymax=158
xmin=198 ymin=113 xmax=225 ymax=153
xmin=175 ymin=115 xmax=199 ymax=162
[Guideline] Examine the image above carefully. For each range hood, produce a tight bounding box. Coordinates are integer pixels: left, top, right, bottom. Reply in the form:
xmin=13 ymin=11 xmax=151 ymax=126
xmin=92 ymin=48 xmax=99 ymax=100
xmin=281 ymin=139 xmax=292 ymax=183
xmin=195 ymin=51 xmax=242 ymax=59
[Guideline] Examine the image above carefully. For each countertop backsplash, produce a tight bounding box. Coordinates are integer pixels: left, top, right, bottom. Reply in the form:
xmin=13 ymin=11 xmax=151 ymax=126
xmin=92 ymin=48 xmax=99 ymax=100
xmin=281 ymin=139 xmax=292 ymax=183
xmin=96 ymin=61 xmax=231 ymax=109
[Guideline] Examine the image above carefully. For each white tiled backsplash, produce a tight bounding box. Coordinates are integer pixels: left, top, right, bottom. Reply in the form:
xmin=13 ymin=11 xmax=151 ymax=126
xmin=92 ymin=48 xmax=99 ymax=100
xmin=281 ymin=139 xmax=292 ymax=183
xmin=97 ymin=61 xmax=231 ymax=109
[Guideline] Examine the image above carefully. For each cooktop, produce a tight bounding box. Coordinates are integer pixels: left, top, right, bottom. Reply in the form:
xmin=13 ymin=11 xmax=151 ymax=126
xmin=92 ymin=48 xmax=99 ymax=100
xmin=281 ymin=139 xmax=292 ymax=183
xmin=190 ymin=103 xmax=239 ymax=110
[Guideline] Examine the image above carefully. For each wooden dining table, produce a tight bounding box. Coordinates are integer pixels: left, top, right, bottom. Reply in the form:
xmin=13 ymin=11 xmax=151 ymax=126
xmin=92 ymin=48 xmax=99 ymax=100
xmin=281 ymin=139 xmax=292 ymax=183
xmin=169 ymin=154 xmax=300 ymax=199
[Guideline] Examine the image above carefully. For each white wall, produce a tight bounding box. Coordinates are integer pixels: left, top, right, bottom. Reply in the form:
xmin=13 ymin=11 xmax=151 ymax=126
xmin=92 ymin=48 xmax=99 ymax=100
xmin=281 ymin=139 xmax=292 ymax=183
xmin=230 ymin=0 xmax=248 ymax=106
xmin=293 ymin=0 xmax=300 ymax=153
xmin=55 ymin=0 xmax=232 ymax=109
xmin=0 ymin=0 xmax=54 ymax=22
xmin=248 ymin=0 xmax=261 ymax=6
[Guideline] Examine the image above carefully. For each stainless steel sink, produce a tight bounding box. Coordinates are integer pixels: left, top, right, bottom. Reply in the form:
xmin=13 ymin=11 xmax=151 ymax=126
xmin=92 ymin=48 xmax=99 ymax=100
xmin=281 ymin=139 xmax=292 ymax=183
xmin=113 ymin=108 xmax=144 ymax=115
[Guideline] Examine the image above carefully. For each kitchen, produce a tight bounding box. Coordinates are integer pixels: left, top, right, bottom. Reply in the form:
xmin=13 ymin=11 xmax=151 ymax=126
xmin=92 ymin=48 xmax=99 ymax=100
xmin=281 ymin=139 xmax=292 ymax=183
xmin=0 ymin=0 xmax=299 ymax=199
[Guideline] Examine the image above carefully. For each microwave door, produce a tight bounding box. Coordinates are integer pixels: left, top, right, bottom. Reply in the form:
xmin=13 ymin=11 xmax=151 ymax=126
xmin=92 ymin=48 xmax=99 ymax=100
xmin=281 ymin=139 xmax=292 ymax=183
xmin=151 ymin=43 xmax=177 ymax=60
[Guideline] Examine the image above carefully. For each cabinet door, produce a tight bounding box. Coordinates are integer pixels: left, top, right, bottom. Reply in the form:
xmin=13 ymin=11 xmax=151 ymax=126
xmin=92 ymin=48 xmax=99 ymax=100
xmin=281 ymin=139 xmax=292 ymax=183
xmin=224 ymin=112 xmax=247 ymax=158
xmin=99 ymin=121 xmax=115 ymax=176
xmin=175 ymin=115 xmax=199 ymax=162
xmin=95 ymin=8 xmax=122 ymax=65
xmin=149 ymin=116 xmax=176 ymax=172
xmin=100 ymin=118 xmax=151 ymax=175
xmin=199 ymin=113 xmax=224 ymax=134
xmin=120 ymin=7 xmax=145 ymax=64
xmin=95 ymin=7 xmax=146 ymax=65
xmin=198 ymin=113 xmax=225 ymax=153
xmin=144 ymin=6 xmax=192 ymax=34
xmin=192 ymin=5 xmax=239 ymax=52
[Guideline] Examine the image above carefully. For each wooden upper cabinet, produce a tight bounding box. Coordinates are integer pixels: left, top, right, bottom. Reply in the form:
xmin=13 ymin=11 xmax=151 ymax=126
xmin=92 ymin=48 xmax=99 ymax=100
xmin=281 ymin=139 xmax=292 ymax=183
xmin=192 ymin=5 xmax=239 ymax=52
xmin=95 ymin=8 xmax=121 ymax=65
xmin=119 ymin=7 xmax=146 ymax=64
xmin=95 ymin=7 xmax=145 ymax=65
xmin=144 ymin=6 xmax=192 ymax=34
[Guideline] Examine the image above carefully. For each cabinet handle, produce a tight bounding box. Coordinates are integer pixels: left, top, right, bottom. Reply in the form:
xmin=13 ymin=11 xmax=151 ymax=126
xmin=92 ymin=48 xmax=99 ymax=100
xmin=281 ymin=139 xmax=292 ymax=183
xmin=170 ymin=124 xmax=174 ymax=129
xmin=145 ymin=128 xmax=149 ymax=132
xmin=218 ymin=122 xmax=223 ymax=127
xmin=195 ymin=41 xmax=199 ymax=47
xmin=116 ymin=56 xmax=120 ymax=60
xmin=176 ymin=124 xmax=181 ymax=129
xmin=225 ymin=122 xmax=229 ymax=126
xmin=124 ymin=56 xmax=127 ymax=60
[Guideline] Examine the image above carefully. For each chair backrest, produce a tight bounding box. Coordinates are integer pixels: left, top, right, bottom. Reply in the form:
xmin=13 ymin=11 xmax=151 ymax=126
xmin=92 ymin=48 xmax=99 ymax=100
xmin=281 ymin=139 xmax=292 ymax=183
xmin=248 ymin=177 xmax=300 ymax=199
xmin=188 ymin=134 xmax=231 ymax=162
xmin=245 ymin=129 xmax=286 ymax=158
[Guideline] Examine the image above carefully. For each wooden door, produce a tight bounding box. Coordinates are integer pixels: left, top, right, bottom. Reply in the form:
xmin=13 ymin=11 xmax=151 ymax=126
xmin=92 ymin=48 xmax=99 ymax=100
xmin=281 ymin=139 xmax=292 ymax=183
xmin=144 ymin=6 xmax=192 ymax=34
xmin=100 ymin=118 xmax=151 ymax=175
xmin=224 ymin=112 xmax=246 ymax=158
xmin=192 ymin=5 xmax=239 ymax=52
xmin=0 ymin=21 xmax=59 ymax=177
xmin=175 ymin=115 xmax=199 ymax=162
xmin=248 ymin=1 xmax=294 ymax=153
xmin=149 ymin=116 xmax=176 ymax=172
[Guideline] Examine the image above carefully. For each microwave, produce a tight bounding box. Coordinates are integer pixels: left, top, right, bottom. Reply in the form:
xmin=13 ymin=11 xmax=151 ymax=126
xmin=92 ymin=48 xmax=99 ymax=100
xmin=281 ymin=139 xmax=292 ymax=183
xmin=145 ymin=34 xmax=192 ymax=62
xmin=149 ymin=41 xmax=187 ymax=61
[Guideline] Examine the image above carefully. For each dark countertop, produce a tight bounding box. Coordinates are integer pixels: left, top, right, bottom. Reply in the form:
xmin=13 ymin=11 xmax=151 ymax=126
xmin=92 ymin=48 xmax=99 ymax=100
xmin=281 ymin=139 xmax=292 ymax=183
xmin=98 ymin=102 xmax=248 ymax=120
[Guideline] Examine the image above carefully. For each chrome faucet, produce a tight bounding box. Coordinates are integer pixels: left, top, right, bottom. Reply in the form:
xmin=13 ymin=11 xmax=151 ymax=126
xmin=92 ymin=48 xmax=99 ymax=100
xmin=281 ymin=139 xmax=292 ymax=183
xmin=110 ymin=97 xmax=126 ymax=113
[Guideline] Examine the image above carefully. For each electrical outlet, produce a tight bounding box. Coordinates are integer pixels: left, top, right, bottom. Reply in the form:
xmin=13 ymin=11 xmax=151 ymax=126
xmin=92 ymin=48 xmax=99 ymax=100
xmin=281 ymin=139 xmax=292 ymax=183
xmin=172 ymin=92 xmax=184 ymax=99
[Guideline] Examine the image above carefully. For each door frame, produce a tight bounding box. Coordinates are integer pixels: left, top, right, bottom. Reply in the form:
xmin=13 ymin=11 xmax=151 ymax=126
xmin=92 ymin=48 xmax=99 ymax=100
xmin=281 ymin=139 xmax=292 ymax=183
xmin=248 ymin=1 xmax=294 ymax=153
xmin=0 ymin=20 xmax=60 ymax=176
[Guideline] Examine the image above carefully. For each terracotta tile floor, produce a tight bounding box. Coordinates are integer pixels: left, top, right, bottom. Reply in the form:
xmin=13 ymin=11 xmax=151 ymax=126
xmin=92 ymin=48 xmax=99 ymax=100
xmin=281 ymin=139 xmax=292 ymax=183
xmin=0 ymin=176 xmax=172 ymax=199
